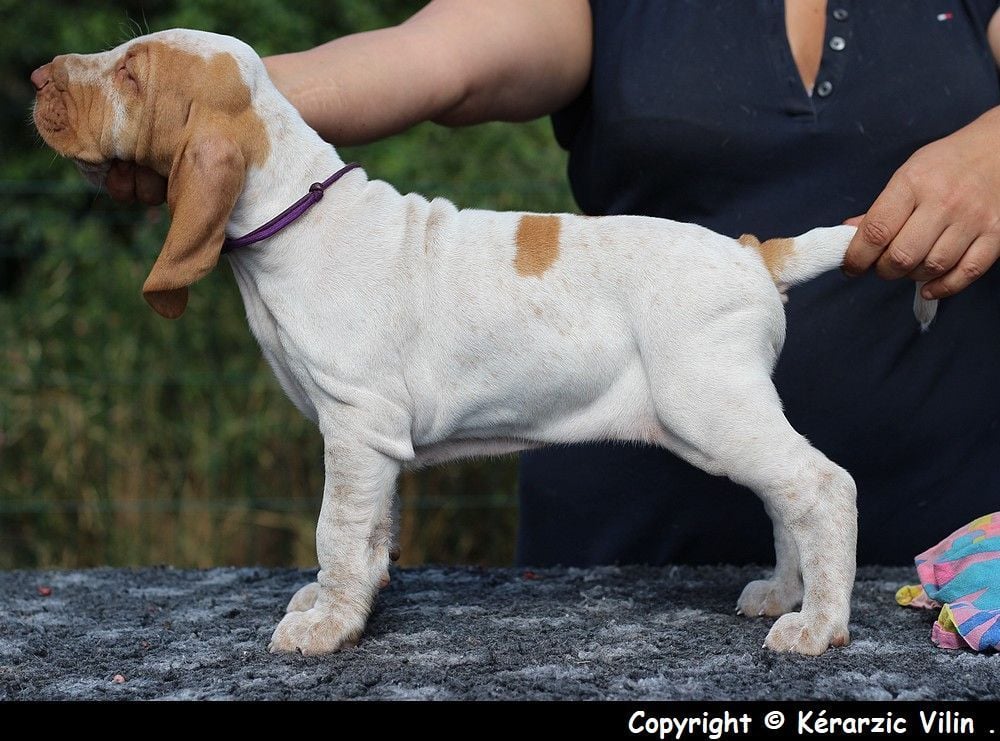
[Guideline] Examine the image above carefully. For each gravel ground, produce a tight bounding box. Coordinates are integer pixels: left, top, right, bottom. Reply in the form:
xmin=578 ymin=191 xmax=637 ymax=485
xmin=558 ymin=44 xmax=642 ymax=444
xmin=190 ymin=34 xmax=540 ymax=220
xmin=1 ymin=564 xmax=995 ymax=700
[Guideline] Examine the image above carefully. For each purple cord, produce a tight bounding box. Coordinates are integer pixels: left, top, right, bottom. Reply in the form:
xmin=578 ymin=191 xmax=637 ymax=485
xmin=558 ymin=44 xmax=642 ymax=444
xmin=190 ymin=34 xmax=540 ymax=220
xmin=221 ymin=162 xmax=361 ymax=253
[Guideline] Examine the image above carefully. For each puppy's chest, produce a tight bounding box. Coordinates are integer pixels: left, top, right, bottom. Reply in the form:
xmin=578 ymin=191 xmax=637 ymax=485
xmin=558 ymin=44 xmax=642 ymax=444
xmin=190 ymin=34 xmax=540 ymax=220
xmin=248 ymin=310 xmax=323 ymax=423
xmin=227 ymin=260 xmax=326 ymax=422
xmin=237 ymin=268 xmax=413 ymax=444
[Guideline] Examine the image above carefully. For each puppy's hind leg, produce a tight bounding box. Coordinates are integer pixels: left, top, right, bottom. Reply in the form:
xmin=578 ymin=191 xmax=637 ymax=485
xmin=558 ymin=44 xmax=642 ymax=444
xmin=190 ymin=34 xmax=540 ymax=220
xmin=648 ymin=351 xmax=855 ymax=655
xmin=720 ymin=417 xmax=856 ymax=654
xmin=753 ymin=456 xmax=856 ymax=654
xmin=737 ymin=511 xmax=804 ymax=617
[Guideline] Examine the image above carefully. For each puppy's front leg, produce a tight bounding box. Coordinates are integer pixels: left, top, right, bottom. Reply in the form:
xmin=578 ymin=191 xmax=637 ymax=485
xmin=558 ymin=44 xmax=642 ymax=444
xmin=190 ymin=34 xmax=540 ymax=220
xmin=270 ymin=440 xmax=399 ymax=656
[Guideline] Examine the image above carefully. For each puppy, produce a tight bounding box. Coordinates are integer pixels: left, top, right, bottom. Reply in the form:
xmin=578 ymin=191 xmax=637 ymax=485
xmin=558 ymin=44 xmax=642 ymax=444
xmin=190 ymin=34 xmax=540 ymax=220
xmin=31 ymin=28 xmax=933 ymax=656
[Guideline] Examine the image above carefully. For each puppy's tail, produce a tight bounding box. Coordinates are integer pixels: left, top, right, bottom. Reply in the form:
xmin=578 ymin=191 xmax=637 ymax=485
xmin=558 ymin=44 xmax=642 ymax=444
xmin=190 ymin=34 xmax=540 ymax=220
xmin=738 ymin=225 xmax=937 ymax=331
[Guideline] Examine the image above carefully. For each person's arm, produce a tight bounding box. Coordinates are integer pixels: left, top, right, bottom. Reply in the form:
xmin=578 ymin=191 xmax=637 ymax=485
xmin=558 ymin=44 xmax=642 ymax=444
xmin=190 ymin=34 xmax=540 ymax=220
xmin=265 ymin=0 xmax=592 ymax=144
xmin=105 ymin=0 xmax=592 ymax=202
xmin=842 ymin=8 xmax=1000 ymax=299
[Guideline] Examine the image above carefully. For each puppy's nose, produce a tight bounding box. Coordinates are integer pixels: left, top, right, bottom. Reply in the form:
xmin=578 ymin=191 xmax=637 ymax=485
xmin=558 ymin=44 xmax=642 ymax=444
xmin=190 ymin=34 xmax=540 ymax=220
xmin=31 ymin=62 xmax=59 ymax=90
xmin=31 ymin=63 xmax=52 ymax=91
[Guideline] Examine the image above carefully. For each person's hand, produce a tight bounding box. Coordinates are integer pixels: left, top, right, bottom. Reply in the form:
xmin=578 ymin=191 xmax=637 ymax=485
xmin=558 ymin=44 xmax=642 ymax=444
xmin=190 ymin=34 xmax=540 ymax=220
xmin=104 ymin=160 xmax=167 ymax=205
xmin=843 ymin=107 xmax=1000 ymax=300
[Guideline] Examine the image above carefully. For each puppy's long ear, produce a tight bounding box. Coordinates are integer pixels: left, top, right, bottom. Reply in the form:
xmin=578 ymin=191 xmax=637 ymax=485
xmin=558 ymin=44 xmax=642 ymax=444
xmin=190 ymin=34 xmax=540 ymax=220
xmin=142 ymin=134 xmax=246 ymax=319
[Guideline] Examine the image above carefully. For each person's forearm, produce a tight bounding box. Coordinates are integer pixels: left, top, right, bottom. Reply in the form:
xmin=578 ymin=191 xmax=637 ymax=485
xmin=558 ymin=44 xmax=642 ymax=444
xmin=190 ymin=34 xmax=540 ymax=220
xmin=264 ymin=25 xmax=459 ymax=145
xmin=263 ymin=0 xmax=592 ymax=145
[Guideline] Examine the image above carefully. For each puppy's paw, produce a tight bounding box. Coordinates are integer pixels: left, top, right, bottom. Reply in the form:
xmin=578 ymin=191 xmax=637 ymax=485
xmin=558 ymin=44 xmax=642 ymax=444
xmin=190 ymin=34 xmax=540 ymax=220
xmin=286 ymin=582 xmax=321 ymax=613
xmin=737 ymin=578 xmax=803 ymax=617
xmin=268 ymin=607 xmax=366 ymax=656
xmin=287 ymin=574 xmax=389 ymax=614
xmin=763 ymin=612 xmax=850 ymax=655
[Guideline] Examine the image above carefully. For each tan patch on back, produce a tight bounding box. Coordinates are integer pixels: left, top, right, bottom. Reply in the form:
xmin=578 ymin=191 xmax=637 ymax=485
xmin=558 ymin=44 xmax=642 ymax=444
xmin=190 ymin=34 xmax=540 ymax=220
xmin=514 ymin=215 xmax=561 ymax=277
xmin=738 ymin=233 xmax=794 ymax=282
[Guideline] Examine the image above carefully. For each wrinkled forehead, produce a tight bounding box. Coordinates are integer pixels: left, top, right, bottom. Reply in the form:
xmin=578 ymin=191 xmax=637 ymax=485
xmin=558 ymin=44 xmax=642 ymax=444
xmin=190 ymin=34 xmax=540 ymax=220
xmin=134 ymin=29 xmax=260 ymax=75
xmin=77 ymin=29 xmax=261 ymax=89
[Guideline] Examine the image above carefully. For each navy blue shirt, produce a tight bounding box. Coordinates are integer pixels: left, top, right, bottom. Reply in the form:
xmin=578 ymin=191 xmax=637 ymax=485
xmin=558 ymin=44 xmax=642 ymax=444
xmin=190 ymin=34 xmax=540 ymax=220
xmin=518 ymin=0 xmax=1000 ymax=566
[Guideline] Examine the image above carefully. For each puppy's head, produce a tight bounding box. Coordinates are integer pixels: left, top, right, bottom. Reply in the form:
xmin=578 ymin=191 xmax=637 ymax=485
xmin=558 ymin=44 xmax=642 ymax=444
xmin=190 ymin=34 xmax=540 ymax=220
xmin=31 ymin=29 xmax=270 ymax=318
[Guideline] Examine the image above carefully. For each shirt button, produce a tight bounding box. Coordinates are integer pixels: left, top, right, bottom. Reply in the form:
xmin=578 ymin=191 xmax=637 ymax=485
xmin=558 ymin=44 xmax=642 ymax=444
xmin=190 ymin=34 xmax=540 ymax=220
xmin=829 ymin=36 xmax=846 ymax=51
xmin=832 ymin=8 xmax=849 ymax=21
xmin=816 ymin=80 xmax=834 ymax=97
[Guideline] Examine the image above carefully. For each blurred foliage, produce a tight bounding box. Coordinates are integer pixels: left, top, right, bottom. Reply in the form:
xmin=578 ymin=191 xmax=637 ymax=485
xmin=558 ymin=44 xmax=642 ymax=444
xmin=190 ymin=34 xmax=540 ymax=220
xmin=0 ymin=0 xmax=576 ymax=568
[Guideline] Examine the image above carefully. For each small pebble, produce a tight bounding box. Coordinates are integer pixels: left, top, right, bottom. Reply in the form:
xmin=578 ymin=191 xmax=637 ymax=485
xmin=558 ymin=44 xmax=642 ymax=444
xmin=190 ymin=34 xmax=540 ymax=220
xmin=113 ymin=674 xmax=126 ymax=684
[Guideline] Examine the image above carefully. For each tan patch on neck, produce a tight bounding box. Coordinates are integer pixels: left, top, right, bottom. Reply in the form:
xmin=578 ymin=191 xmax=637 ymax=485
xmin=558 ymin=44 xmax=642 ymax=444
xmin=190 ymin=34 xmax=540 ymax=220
xmin=514 ymin=215 xmax=561 ymax=277
xmin=739 ymin=233 xmax=794 ymax=282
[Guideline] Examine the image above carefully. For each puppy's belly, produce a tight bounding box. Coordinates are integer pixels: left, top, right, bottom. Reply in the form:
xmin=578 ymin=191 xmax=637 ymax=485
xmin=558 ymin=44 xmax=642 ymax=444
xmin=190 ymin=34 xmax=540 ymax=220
xmin=409 ymin=357 xmax=674 ymax=467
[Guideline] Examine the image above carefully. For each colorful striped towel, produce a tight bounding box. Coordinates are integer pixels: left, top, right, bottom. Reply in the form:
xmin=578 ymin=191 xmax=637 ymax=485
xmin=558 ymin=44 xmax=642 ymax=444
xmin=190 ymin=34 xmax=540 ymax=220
xmin=896 ymin=513 xmax=1000 ymax=651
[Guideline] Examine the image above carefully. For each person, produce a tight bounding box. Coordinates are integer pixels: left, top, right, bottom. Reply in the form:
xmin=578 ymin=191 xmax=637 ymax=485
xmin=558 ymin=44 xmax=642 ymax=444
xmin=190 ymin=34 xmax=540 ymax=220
xmin=107 ymin=0 xmax=1000 ymax=566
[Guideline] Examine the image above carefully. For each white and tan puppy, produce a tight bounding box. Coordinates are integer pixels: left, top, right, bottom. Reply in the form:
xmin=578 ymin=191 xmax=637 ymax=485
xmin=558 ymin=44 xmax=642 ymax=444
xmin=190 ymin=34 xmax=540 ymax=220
xmin=31 ymin=29 xmax=933 ymax=656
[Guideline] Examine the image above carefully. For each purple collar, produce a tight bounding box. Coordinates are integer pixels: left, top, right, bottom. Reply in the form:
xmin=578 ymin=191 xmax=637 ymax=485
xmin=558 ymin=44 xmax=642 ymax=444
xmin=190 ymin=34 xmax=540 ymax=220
xmin=221 ymin=162 xmax=361 ymax=253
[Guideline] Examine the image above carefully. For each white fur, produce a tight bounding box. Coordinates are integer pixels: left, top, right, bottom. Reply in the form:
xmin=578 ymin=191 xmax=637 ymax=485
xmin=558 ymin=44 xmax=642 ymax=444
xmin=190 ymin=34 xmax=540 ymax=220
xmin=62 ymin=29 xmax=935 ymax=656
